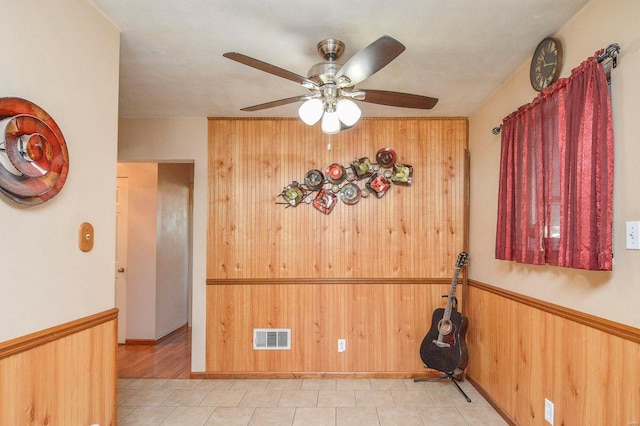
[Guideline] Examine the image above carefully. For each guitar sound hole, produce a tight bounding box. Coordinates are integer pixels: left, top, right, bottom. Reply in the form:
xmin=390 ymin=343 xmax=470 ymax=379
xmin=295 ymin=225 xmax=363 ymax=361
xmin=438 ymin=319 xmax=453 ymax=335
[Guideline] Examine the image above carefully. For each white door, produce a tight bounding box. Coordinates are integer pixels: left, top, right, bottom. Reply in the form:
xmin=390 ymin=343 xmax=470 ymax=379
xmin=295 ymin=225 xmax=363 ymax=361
xmin=115 ymin=177 xmax=129 ymax=344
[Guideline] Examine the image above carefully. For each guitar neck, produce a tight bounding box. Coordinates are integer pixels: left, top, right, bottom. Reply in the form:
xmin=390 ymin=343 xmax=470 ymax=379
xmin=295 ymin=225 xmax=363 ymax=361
xmin=442 ymin=266 xmax=462 ymax=320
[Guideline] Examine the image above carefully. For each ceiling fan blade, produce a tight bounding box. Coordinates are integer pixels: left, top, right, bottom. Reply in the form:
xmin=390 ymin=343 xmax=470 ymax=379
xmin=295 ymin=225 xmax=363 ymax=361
xmin=335 ymin=36 xmax=406 ymax=87
xmin=223 ymin=52 xmax=316 ymax=87
xmin=358 ymin=89 xmax=438 ymax=109
xmin=240 ymin=95 xmax=307 ymax=112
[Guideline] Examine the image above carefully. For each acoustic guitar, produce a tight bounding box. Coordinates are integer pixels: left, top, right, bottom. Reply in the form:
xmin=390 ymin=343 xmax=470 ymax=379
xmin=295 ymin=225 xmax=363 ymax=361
xmin=419 ymin=252 xmax=469 ymax=374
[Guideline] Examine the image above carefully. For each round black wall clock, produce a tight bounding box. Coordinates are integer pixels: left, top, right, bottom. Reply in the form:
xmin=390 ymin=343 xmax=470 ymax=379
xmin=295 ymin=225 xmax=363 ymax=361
xmin=530 ymin=37 xmax=563 ymax=91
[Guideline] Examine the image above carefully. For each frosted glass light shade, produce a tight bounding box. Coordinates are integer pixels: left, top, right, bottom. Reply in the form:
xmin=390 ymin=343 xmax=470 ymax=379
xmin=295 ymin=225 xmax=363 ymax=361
xmin=298 ymin=98 xmax=323 ymax=125
xmin=321 ymin=110 xmax=340 ymax=134
xmin=336 ymin=99 xmax=361 ymax=126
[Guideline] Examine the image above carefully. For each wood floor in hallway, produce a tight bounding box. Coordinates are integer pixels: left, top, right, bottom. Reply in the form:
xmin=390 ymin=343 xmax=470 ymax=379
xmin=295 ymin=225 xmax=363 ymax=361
xmin=117 ymin=326 xmax=191 ymax=379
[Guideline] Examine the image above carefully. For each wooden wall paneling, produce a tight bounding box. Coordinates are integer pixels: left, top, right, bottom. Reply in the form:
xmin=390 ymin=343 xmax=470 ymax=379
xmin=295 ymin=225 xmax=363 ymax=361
xmin=0 ymin=309 xmax=117 ymax=425
xmin=315 ymin=282 xmax=347 ymax=373
xmin=207 ymin=118 xmax=469 ymax=280
xmin=205 ymin=281 xmax=456 ymax=375
xmin=206 ymin=117 xmax=469 ymax=376
xmin=466 ymin=281 xmax=640 ymax=425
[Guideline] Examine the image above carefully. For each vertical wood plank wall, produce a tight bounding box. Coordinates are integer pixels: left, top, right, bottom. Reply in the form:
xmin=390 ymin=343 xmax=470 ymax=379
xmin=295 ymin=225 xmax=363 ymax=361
xmin=206 ymin=279 xmax=455 ymax=375
xmin=206 ymin=118 xmax=469 ymax=375
xmin=466 ymin=281 xmax=640 ymax=425
xmin=0 ymin=309 xmax=118 ymax=425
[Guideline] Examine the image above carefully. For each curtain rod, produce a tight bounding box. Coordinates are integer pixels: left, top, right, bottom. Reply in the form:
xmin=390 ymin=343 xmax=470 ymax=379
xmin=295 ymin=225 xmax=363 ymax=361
xmin=597 ymin=43 xmax=621 ymax=67
xmin=492 ymin=42 xmax=621 ymax=135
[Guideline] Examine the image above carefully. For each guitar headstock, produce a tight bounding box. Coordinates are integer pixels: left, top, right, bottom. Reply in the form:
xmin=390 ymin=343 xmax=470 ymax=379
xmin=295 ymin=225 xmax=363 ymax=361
xmin=456 ymin=252 xmax=469 ymax=268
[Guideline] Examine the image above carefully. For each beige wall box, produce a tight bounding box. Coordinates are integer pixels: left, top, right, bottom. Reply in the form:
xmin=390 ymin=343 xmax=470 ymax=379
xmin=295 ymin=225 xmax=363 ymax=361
xmin=78 ymin=222 xmax=94 ymax=252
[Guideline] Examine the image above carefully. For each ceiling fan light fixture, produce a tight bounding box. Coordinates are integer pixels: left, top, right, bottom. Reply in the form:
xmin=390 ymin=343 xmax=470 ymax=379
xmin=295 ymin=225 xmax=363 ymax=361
xmin=224 ymin=35 xmax=439 ymax=135
xmin=336 ymin=98 xmax=361 ymax=127
xmin=321 ymin=110 xmax=340 ymax=134
xmin=298 ymin=98 xmax=323 ymax=125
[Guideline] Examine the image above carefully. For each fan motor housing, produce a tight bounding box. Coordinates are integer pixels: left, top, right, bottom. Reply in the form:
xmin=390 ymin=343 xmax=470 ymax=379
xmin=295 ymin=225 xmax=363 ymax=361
xmin=307 ymin=62 xmax=341 ymax=84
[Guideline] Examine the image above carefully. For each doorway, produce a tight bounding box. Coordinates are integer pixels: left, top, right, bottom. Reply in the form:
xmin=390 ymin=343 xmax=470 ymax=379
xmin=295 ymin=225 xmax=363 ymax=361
xmin=115 ymin=177 xmax=129 ymax=344
xmin=115 ymin=162 xmax=194 ymax=374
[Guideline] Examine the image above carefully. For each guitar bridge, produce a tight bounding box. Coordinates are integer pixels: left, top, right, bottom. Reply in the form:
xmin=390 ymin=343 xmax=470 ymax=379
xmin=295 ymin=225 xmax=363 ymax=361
xmin=432 ymin=339 xmax=451 ymax=348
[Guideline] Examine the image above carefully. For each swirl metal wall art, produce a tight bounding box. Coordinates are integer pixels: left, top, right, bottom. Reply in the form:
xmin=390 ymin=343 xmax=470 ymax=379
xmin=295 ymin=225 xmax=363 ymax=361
xmin=278 ymin=147 xmax=412 ymax=214
xmin=0 ymin=97 xmax=69 ymax=206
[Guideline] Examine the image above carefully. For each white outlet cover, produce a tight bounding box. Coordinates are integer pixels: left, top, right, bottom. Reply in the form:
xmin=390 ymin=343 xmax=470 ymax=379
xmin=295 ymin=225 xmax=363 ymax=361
xmin=627 ymin=221 xmax=640 ymax=249
xmin=544 ymin=398 xmax=554 ymax=425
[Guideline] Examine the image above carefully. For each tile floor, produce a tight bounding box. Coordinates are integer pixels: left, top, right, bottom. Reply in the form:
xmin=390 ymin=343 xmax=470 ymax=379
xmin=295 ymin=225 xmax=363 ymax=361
xmin=118 ymin=377 xmax=507 ymax=425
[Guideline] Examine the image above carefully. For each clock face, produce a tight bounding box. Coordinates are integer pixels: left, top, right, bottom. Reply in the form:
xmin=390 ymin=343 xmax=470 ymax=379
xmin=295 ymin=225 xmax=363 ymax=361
xmin=530 ymin=37 xmax=563 ymax=91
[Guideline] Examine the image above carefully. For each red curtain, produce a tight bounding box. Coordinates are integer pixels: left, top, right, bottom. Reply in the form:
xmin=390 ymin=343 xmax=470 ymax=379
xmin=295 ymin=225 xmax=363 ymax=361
xmin=495 ymin=51 xmax=614 ymax=271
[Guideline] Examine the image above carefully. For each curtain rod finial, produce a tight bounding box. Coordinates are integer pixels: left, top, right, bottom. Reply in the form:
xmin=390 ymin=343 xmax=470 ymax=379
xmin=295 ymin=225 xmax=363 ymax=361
xmin=492 ymin=125 xmax=502 ymax=135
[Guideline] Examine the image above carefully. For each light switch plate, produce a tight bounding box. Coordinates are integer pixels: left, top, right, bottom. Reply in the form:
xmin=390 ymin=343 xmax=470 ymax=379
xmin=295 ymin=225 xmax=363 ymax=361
xmin=626 ymin=221 xmax=640 ymax=250
xmin=78 ymin=222 xmax=94 ymax=252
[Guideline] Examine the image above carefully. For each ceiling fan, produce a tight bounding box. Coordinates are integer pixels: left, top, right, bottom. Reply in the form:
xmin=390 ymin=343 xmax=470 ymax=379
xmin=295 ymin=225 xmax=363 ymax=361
xmin=223 ymin=35 xmax=438 ymax=134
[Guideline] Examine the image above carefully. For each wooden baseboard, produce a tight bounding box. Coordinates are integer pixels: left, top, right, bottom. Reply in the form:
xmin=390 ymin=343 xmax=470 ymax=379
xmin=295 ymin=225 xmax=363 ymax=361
xmin=190 ymin=371 xmax=445 ymax=380
xmin=124 ymin=323 xmax=188 ymax=346
xmin=466 ymin=374 xmax=516 ymax=426
xmin=123 ymin=339 xmax=155 ymax=345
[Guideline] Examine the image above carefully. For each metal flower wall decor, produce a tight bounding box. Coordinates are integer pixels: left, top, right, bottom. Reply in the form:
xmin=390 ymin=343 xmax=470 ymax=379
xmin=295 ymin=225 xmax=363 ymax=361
xmin=278 ymin=147 xmax=412 ymax=214
xmin=0 ymin=97 xmax=69 ymax=206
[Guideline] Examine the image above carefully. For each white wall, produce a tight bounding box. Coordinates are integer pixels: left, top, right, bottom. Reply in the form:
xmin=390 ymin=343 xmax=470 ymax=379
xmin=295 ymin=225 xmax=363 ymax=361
xmin=468 ymin=0 xmax=640 ymax=327
xmin=117 ymin=163 xmax=158 ymax=339
xmin=0 ymin=0 xmax=120 ymax=341
xmin=156 ymin=163 xmax=192 ymax=338
xmin=118 ymin=117 xmax=208 ymax=371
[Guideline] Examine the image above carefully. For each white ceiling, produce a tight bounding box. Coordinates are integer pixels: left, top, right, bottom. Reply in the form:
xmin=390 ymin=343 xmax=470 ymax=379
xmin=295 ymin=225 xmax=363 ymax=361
xmin=90 ymin=0 xmax=591 ymax=119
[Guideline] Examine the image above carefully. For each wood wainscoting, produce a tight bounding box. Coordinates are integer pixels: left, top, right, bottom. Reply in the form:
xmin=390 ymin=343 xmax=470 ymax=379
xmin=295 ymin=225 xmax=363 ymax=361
xmin=0 ymin=309 xmax=118 ymax=425
xmin=204 ymin=279 xmax=460 ymax=377
xmin=204 ymin=118 xmax=470 ymax=377
xmin=466 ymin=281 xmax=640 ymax=425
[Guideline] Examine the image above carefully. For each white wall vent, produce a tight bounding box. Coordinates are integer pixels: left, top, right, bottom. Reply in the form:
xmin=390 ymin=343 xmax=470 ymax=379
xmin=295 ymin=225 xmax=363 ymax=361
xmin=253 ymin=328 xmax=291 ymax=350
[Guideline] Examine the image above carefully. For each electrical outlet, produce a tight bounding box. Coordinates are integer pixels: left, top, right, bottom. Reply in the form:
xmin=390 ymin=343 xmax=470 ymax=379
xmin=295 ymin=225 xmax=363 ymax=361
xmin=544 ymin=398 xmax=554 ymax=425
xmin=338 ymin=339 xmax=346 ymax=353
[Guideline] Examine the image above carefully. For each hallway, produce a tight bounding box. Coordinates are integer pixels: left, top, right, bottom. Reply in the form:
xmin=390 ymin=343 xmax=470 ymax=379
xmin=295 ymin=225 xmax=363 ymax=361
xmin=118 ymin=326 xmax=191 ymax=379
